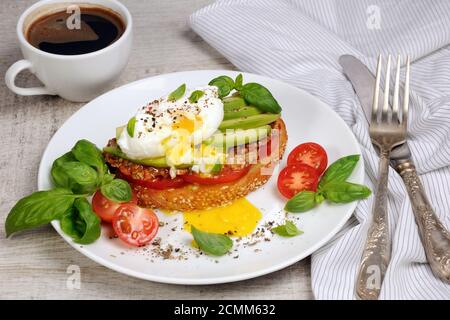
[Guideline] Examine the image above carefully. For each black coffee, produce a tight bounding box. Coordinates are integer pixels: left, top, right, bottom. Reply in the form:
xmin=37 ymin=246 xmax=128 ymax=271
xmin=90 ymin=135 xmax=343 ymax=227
xmin=26 ymin=6 xmax=125 ymax=55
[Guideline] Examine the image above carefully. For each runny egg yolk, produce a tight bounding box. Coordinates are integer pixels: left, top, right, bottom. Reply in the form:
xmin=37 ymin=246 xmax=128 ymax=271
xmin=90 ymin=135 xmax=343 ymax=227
xmin=183 ymin=198 xmax=262 ymax=237
xmin=172 ymin=115 xmax=202 ymax=133
xmin=164 ymin=114 xmax=224 ymax=172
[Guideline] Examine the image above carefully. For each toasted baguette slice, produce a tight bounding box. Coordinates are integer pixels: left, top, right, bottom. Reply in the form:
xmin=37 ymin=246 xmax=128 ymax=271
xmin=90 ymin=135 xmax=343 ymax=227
xmin=133 ymin=118 xmax=287 ymax=210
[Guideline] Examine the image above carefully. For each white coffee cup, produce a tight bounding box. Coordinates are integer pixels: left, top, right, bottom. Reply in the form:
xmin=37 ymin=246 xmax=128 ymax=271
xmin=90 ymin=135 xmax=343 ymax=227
xmin=5 ymin=0 xmax=132 ymax=102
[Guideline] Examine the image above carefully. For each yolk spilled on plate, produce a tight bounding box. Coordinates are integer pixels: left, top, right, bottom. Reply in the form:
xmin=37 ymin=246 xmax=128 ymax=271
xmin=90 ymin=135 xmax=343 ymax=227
xmin=163 ymin=198 xmax=262 ymax=237
xmin=184 ymin=198 xmax=262 ymax=236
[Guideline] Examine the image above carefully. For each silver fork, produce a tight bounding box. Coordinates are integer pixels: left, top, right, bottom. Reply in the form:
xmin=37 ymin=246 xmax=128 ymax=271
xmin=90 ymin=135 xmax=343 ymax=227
xmin=356 ymin=54 xmax=409 ymax=300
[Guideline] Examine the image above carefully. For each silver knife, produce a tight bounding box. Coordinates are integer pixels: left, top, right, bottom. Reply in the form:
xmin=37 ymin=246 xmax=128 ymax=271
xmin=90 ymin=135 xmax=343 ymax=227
xmin=339 ymin=55 xmax=450 ymax=284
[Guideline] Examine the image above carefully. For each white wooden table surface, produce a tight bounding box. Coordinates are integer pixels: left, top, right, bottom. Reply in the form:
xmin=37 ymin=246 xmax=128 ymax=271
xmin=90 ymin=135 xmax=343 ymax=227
xmin=0 ymin=0 xmax=313 ymax=299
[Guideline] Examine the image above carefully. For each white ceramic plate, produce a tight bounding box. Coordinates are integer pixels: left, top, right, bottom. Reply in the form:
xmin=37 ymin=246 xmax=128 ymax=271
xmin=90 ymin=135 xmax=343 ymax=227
xmin=38 ymin=70 xmax=363 ymax=285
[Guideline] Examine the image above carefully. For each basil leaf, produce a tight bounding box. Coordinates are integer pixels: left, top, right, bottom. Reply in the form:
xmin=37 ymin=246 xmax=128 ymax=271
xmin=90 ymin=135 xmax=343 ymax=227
xmin=284 ymin=191 xmax=317 ymax=213
xmin=315 ymin=192 xmax=325 ymax=204
xmin=209 ymin=75 xmax=234 ymax=98
xmin=101 ymin=173 xmax=115 ymax=185
xmin=318 ymin=155 xmax=360 ymax=190
xmin=234 ymin=73 xmax=243 ymax=90
xmin=53 ymin=161 xmax=99 ymax=194
xmin=127 ymin=117 xmax=136 ymax=138
xmin=188 ymin=90 xmax=205 ymax=103
xmin=168 ymin=83 xmax=186 ymax=101
xmin=100 ymin=179 xmax=132 ymax=203
xmin=191 ymin=225 xmax=233 ymax=256
xmin=71 ymin=139 xmax=107 ymax=175
xmin=61 ymin=208 xmax=86 ymax=240
xmin=61 ymin=198 xmax=101 ymax=244
xmin=322 ymin=181 xmax=371 ymax=203
xmin=51 ymin=152 xmax=77 ymax=188
xmin=272 ymin=221 xmax=303 ymax=237
xmin=5 ymin=188 xmax=78 ymax=237
xmin=239 ymin=82 xmax=282 ymax=114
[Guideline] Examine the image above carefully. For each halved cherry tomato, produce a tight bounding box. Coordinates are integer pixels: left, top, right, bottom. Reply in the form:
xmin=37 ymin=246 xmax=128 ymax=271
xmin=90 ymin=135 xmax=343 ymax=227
xmin=182 ymin=165 xmax=251 ymax=185
xmin=277 ymin=164 xmax=319 ymax=199
xmin=287 ymin=142 xmax=328 ymax=175
xmin=118 ymin=172 xmax=187 ymax=190
xmin=112 ymin=203 xmax=159 ymax=247
xmin=92 ymin=190 xmax=138 ymax=223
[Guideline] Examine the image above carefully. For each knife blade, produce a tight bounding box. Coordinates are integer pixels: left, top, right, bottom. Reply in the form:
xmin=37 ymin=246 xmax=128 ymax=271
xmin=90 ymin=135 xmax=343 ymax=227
xmin=339 ymin=54 xmax=411 ymax=161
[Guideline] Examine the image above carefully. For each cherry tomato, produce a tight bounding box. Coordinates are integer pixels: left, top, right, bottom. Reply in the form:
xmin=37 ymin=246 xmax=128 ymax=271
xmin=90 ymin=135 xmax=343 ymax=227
xmin=112 ymin=203 xmax=159 ymax=247
xmin=118 ymin=172 xmax=187 ymax=190
xmin=92 ymin=190 xmax=138 ymax=223
xmin=182 ymin=165 xmax=251 ymax=185
xmin=287 ymin=142 xmax=328 ymax=175
xmin=277 ymin=164 xmax=319 ymax=199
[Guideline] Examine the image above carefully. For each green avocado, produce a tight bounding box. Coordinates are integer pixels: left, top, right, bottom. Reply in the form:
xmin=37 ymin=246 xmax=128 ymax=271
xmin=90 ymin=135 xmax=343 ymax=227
xmin=103 ymin=146 xmax=173 ymax=168
xmin=223 ymin=106 xmax=262 ymax=120
xmin=206 ymin=126 xmax=271 ymax=150
xmin=223 ymin=96 xmax=248 ymax=112
xmin=219 ymin=113 xmax=280 ymax=131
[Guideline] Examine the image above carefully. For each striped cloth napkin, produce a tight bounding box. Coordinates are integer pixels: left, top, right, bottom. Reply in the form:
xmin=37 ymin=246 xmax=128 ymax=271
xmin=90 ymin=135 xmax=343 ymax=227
xmin=190 ymin=0 xmax=450 ymax=299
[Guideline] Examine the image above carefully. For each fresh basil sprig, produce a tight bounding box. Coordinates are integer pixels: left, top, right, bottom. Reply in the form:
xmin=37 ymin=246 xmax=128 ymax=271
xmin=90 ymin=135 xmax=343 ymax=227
xmin=168 ymin=83 xmax=186 ymax=101
xmin=6 ymin=139 xmax=132 ymax=244
xmin=53 ymin=161 xmax=99 ymax=194
xmin=60 ymin=198 xmax=101 ymax=244
xmin=188 ymin=90 xmax=205 ymax=103
xmin=208 ymin=76 xmax=235 ymax=98
xmin=209 ymin=73 xmax=282 ymax=114
xmin=51 ymin=152 xmax=78 ymax=189
xmin=5 ymin=188 xmax=82 ymax=237
xmin=272 ymin=221 xmax=303 ymax=237
xmin=100 ymin=178 xmax=132 ymax=203
xmin=321 ymin=182 xmax=371 ymax=203
xmin=71 ymin=139 xmax=107 ymax=176
xmin=52 ymin=140 xmax=129 ymax=197
xmin=239 ymin=82 xmax=282 ymax=114
xmin=191 ymin=226 xmax=233 ymax=256
xmin=285 ymin=154 xmax=371 ymax=213
xmin=102 ymin=173 xmax=115 ymax=184
xmin=234 ymin=73 xmax=243 ymax=90
xmin=284 ymin=191 xmax=317 ymax=213
xmin=127 ymin=116 xmax=136 ymax=138
xmin=318 ymin=154 xmax=360 ymax=189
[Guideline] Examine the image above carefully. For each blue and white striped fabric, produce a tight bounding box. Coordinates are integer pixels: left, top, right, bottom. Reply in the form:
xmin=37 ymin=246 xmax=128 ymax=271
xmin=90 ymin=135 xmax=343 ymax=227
xmin=190 ymin=0 xmax=450 ymax=299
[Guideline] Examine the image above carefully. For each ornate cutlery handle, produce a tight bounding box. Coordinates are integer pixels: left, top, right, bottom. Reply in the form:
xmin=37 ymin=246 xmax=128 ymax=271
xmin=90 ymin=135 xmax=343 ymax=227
xmin=395 ymin=160 xmax=450 ymax=283
xmin=356 ymin=149 xmax=391 ymax=300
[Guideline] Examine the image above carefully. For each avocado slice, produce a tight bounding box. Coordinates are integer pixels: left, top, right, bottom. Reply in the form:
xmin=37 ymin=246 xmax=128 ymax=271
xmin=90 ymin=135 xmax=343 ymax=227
xmin=206 ymin=126 xmax=270 ymax=149
xmin=219 ymin=113 xmax=280 ymax=131
xmin=223 ymin=96 xmax=248 ymax=112
xmin=103 ymin=146 xmax=174 ymax=167
xmin=223 ymin=106 xmax=262 ymax=120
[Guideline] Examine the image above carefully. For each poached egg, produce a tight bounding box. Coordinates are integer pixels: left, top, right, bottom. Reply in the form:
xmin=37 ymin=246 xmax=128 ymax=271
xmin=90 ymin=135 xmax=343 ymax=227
xmin=117 ymin=86 xmax=224 ymax=171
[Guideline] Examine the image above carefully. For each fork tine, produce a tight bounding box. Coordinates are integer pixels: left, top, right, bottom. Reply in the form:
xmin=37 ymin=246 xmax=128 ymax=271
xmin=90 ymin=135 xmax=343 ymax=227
xmin=402 ymin=55 xmax=410 ymax=126
xmin=392 ymin=55 xmax=401 ymax=124
xmin=382 ymin=54 xmax=391 ymax=122
xmin=372 ymin=55 xmax=382 ymax=123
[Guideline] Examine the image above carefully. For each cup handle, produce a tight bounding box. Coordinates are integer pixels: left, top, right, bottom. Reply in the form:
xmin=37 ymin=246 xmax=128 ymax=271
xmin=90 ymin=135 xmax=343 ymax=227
xmin=5 ymin=59 xmax=56 ymax=96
